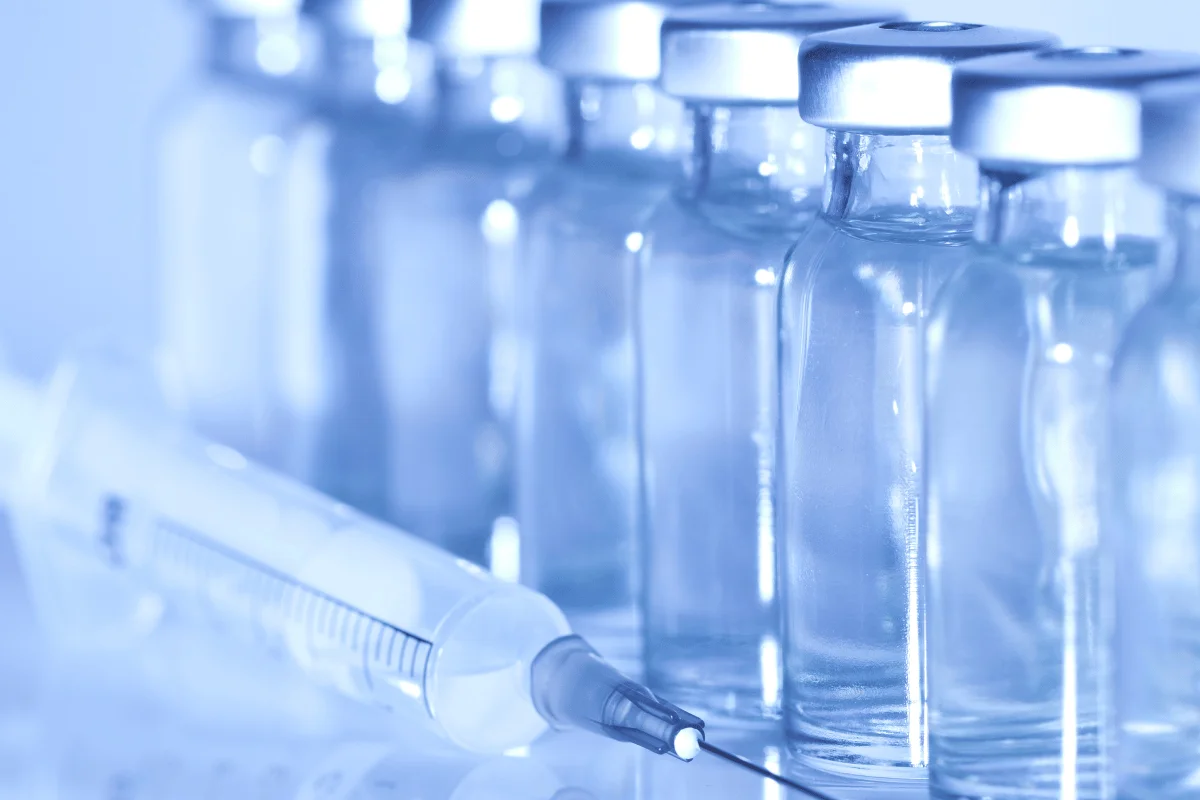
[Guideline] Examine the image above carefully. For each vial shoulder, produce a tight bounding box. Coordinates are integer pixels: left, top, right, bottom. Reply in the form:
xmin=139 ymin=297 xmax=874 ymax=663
xmin=931 ymin=242 xmax=1163 ymax=348
xmin=657 ymin=187 xmax=816 ymax=244
xmin=923 ymin=269 xmax=1036 ymax=410
xmin=983 ymin=235 xmax=1161 ymax=275
xmin=1113 ymin=293 xmax=1200 ymax=384
xmin=1110 ymin=299 xmax=1200 ymax=477
xmin=781 ymin=215 xmax=972 ymax=325
xmin=420 ymin=125 xmax=557 ymax=175
xmin=380 ymin=157 xmax=542 ymax=221
xmin=159 ymin=78 xmax=309 ymax=140
xmin=156 ymin=94 xmax=315 ymax=185
xmin=782 ymin=215 xmax=841 ymax=281
xmin=928 ymin=250 xmax=1029 ymax=322
xmin=786 ymin=213 xmax=972 ymax=281
xmin=525 ymin=168 xmax=669 ymax=242
xmin=319 ymin=117 xmax=424 ymax=176
xmin=643 ymin=196 xmax=794 ymax=282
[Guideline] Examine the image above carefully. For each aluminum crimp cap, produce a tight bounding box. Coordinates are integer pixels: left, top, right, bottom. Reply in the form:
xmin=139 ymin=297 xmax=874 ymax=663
xmin=799 ymin=21 xmax=1059 ymax=133
xmin=539 ymin=0 xmax=689 ymax=82
xmin=953 ymin=47 xmax=1200 ymax=167
xmin=410 ymin=0 xmax=540 ymax=56
xmin=302 ymin=0 xmax=410 ymax=37
xmin=1140 ymin=77 xmax=1200 ymax=197
xmin=659 ymin=2 xmax=903 ymax=104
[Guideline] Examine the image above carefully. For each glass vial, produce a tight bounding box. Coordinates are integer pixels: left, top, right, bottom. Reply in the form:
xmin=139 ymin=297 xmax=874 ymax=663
xmin=926 ymin=49 xmax=1200 ymax=799
xmin=157 ymin=0 xmax=320 ymax=472
xmin=516 ymin=0 xmax=685 ymax=674
xmin=371 ymin=0 xmax=558 ymax=564
xmin=640 ymin=4 xmax=899 ymax=723
xmin=1112 ymin=78 xmax=1200 ymax=800
xmin=779 ymin=22 xmax=1057 ymax=777
xmin=294 ymin=0 xmax=434 ymax=519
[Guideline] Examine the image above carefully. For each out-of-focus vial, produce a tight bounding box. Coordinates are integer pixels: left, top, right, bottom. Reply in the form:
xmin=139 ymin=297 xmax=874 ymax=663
xmin=1111 ymin=78 xmax=1200 ymax=800
xmin=516 ymin=0 xmax=686 ymax=675
xmin=374 ymin=0 xmax=558 ymax=565
xmin=778 ymin=23 xmax=1057 ymax=777
xmin=157 ymin=0 xmax=321 ymax=472
xmin=639 ymin=3 xmax=900 ymax=723
xmin=293 ymin=0 xmax=434 ymax=519
xmin=926 ymin=50 xmax=1200 ymax=800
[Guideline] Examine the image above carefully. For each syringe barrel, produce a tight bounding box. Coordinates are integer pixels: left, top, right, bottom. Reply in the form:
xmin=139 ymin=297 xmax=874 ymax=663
xmin=10 ymin=359 xmax=570 ymax=753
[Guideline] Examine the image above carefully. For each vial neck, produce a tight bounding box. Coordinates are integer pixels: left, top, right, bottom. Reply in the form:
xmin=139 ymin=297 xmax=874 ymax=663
xmin=1166 ymin=194 xmax=1200 ymax=289
xmin=205 ymin=14 xmax=312 ymax=87
xmin=683 ymin=104 xmax=824 ymax=233
xmin=562 ymin=80 xmax=683 ymax=179
xmin=977 ymin=166 xmax=1163 ymax=266
xmin=429 ymin=55 xmax=556 ymax=162
xmin=318 ymin=28 xmax=435 ymax=117
xmin=823 ymin=131 xmax=976 ymax=244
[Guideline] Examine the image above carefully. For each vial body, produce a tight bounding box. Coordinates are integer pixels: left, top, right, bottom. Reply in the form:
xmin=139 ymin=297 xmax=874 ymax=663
xmin=299 ymin=43 xmax=434 ymax=519
xmin=161 ymin=19 xmax=437 ymax=522
xmin=641 ymin=105 xmax=822 ymax=722
xmin=517 ymin=81 xmax=682 ymax=671
xmin=1112 ymin=197 xmax=1200 ymax=800
xmin=926 ymin=168 xmax=1161 ymax=799
xmin=780 ymin=132 xmax=975 ymax=776
xmin=156 ymin=16 xmax=318 ymax=476
xmin=372 ymin=56 xmax=559 ymax=565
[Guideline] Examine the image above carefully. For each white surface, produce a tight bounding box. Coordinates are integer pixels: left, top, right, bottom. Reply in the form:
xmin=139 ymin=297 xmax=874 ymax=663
xmin=0 ymin=702 xmax=928 ymax=800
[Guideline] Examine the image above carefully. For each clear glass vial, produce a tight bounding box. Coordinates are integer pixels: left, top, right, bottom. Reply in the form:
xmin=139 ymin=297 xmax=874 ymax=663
xmin=925 ymin=49 xmax=1200 ymax=800
xmin=371 ymin=0 xmax=559 ymax=564
xmin=157 ymin=0 xmax=320 ymax=472
xmin=779 ymin=22 xmax=1058 ymax=777
xmin=516 ymin=0 xmax=686 ymax=673
xmin=640 ymin=3 xmax=899 ymax=722
xmin=1112 ymin=78 xmax=1200 ymax=800
xmin=293 ymin=0 xmax=433 ymax=519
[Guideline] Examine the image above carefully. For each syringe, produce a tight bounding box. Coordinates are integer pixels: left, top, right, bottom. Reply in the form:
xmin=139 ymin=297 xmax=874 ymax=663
xmin=0 ymin=355 xmax=703 ymax=760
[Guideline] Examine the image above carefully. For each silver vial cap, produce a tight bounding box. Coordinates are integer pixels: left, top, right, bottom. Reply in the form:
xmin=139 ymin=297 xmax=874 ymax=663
xmin=539 ymin=1 xmax=681 ymax=82
xmin=410 ymin=0 xmax=540 ymax=56
xmin=303 ymin=0 xmax=410 ymax=37
xmin=953 ymin=48 xmax=1200 ymax=167
xmin=659 ymin=3 xmax=902 ymax=104
xmin=1141 ymin=78 xmax=1200 ymax=197
xmin=799 ymin=21 xmax=1059 ymax=133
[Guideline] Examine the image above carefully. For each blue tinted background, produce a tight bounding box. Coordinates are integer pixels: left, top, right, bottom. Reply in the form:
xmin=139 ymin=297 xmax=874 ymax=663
xmin=0 ymin=0 xmax=1196 ymax=718
xmin=0 ymin=0 xmax=1195 ymax=379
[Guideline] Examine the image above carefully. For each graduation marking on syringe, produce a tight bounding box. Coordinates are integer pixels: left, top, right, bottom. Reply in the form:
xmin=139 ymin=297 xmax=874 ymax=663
xmin=125 ymin=501 xmax=434 ymax=685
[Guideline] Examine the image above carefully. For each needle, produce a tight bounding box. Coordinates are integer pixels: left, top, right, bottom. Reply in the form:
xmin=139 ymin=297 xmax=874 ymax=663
xmin=699 ymin=740 xmax=843 ymax=800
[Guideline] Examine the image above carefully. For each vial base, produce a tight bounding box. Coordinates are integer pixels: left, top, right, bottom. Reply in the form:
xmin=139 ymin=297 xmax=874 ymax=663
xmin=646 ymin=635 xmax=781 ymax=725
xmin=1118 ymin=726 xmax=1200 ymax=800
xmin=786 ymin=723 xmax=928 ymax=782
xmin=930 ymin=724 xmax=1105 ymax=800
xmin=785 ymin=654 xmax=929 ymax=780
